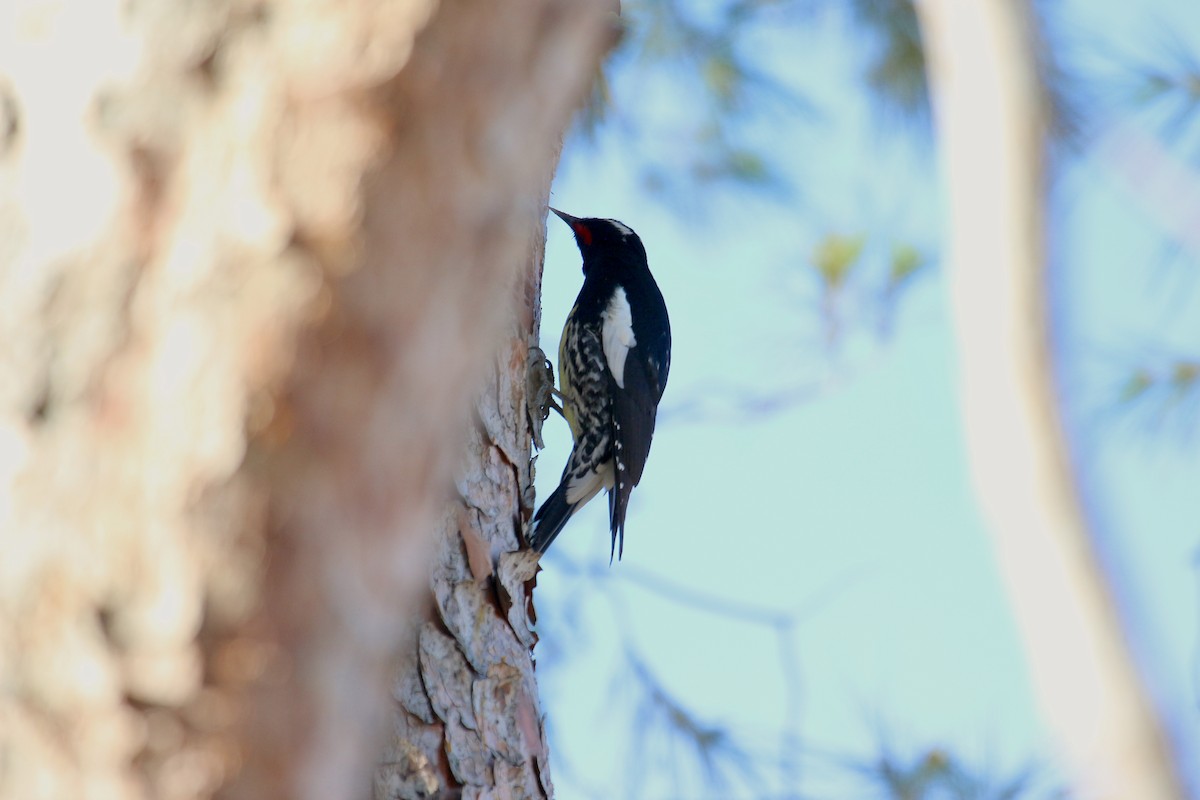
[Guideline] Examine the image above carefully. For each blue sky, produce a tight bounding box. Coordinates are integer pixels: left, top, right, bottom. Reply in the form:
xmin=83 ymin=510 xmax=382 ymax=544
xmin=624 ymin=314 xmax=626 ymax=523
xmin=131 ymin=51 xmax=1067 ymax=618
xmin=531 ymin=3 xmax=1200 ymax=797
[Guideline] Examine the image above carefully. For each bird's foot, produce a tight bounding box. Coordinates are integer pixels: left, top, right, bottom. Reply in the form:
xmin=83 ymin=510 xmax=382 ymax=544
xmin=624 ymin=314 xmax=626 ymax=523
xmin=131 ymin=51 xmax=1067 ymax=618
xmin=526 ymin=346 xmax=558 ymax=450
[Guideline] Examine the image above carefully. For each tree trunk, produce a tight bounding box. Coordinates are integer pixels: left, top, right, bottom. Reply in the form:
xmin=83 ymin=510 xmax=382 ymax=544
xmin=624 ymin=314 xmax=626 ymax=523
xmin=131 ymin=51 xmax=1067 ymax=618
xmin=0 ymin=1 xmax=612 ymax=798
xmin=915 ymin=2 xmax=1187 ymax=797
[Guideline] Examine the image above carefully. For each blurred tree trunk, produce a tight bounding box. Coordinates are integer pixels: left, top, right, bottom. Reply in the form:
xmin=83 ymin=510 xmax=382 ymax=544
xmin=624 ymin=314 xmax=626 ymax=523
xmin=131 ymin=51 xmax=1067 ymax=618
xmin=915 ymin=2 xmax=1187 ymax=797
xmin=0 ymin=1 xmax=612 ymax=799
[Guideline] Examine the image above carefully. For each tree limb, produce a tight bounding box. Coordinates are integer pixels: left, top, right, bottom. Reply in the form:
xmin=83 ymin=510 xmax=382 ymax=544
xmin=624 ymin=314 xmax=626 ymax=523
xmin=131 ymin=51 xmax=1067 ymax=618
xmin=916 ymin=2 xmax=1187 ymax=796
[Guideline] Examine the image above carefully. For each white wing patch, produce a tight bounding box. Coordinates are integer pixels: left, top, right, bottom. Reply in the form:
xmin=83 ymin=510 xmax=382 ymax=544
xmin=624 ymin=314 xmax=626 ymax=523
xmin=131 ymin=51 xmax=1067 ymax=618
xmin=602 ymin=287 xmax=637 ymax=388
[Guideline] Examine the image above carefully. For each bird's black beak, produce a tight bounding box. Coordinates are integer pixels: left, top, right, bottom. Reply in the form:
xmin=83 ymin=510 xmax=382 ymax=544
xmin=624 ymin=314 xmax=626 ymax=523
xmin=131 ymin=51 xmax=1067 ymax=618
xmin=550 ymin=207 xmax=593 ymax=252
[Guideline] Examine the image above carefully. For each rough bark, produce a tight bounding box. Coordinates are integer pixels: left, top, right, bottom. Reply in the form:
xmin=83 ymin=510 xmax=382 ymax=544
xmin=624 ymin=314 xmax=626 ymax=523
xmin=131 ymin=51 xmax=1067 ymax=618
xmin=0 ymin=1 xmax=611 ymax=798
xmin=915 ymin=2 xmax=1187 ymax=797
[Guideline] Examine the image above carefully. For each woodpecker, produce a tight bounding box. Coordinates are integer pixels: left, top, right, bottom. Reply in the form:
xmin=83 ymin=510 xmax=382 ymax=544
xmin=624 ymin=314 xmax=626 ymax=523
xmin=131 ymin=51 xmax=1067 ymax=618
xmin=530 ymin=209 xmax=671 ymax=560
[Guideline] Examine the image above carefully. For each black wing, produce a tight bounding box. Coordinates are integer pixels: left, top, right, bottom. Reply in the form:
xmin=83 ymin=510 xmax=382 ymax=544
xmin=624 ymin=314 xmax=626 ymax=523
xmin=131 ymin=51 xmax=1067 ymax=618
xmin=608 ymin=337 xmax=669 ymax=560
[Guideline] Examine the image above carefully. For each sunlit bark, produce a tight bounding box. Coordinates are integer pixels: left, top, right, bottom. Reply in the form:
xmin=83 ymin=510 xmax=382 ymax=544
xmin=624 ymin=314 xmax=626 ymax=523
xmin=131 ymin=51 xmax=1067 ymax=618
xmin=0 ymin=1 xmax=611 ymax=798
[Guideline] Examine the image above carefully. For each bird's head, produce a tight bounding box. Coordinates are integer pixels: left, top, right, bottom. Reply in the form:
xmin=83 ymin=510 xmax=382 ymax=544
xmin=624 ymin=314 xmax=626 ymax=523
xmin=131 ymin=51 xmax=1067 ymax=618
xmin=550 ymin=208 xmax=646 ymax=273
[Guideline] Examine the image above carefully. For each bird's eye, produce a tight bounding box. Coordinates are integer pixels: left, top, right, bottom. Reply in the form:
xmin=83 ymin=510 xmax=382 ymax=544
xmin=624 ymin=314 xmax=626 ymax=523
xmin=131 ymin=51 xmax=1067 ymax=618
xmin=573 ymin=222 xmax=593 ymax=246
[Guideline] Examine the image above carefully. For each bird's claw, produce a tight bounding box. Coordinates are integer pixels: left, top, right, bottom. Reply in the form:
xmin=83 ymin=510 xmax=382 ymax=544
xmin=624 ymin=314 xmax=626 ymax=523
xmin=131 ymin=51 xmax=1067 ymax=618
xmin=526 ymin=346 xmax=557 ymax=450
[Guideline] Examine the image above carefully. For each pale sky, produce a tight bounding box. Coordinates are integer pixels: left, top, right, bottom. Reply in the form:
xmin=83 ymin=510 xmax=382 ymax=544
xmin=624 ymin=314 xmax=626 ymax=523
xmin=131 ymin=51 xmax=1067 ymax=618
xmin=531 ymin=2 xmax=1200 ymax=798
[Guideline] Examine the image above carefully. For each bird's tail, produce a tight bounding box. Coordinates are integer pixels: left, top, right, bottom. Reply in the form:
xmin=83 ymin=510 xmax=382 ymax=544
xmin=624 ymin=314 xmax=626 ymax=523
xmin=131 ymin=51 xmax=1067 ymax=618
xmin=529 ymin=483 xmax=575 ymax=554
xmin=608 ymin=480 xmax=630 ymax=563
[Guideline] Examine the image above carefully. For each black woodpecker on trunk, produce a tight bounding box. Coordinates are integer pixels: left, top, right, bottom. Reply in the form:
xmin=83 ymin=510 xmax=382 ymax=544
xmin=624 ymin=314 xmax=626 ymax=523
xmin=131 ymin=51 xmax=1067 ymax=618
xmin=530 ymin=209 xmax=672 ymax=561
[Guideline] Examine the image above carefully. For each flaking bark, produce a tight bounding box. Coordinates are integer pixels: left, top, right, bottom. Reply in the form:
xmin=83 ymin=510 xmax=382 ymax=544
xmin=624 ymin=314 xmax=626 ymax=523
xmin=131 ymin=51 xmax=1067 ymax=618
xmin=0 ymin=0 xmax=613 ymax=798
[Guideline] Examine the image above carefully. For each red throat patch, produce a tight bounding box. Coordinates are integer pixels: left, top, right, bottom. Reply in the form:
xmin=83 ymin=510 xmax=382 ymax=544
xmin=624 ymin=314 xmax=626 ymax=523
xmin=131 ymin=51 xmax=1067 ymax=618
xmin=573 ymin=222 xmax=593 ymax=246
